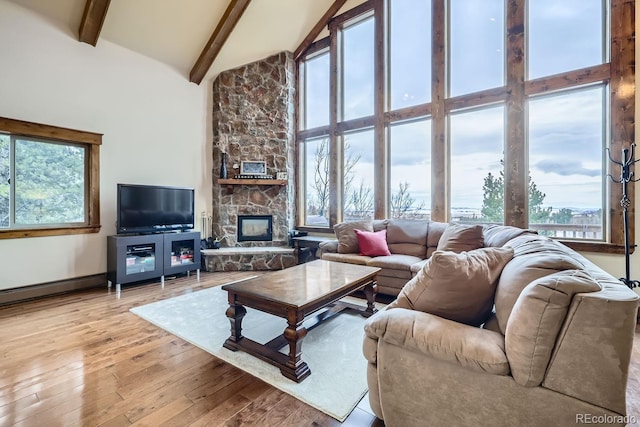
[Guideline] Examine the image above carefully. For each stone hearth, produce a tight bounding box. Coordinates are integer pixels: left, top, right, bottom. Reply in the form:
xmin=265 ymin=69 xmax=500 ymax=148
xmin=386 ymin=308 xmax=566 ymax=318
xmin=208 ymin=51 xmax=296 ymax=271
xmin=201 ymin=247 xmax=296 ymax=272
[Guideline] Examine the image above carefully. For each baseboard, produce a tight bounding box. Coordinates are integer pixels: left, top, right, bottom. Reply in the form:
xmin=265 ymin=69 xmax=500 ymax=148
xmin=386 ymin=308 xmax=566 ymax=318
xmin=0 ymin=273 xmax=107 ymax=306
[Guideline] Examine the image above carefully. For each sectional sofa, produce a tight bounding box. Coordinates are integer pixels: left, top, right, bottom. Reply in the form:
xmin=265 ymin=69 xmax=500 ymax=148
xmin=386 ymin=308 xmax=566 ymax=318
xmin=320 ymin=219 xmax=638 ymax=424
xmin=318 ymin=218 xmax=533 ymax=296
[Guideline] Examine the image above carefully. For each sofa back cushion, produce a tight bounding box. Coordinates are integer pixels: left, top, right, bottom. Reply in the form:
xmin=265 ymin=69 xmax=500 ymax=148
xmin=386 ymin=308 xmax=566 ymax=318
xmin=391 ymin=247 xmax=514 ymax=326
xmin=483 ymin=224 xmax=538 ymax=247
xmin=373 ymin=219 xmax=389 ymax=232
xmin=436 ymin=223 xmax=484 ymax=253
xmin=494 ymin=237 xmax=586 ymax=333
xmin=333 ymin=220 xmax=374 ymax=253
xmin=426 ymin=221 xmax=448 ymax=258
xmin=386 ymin=219 xmax=429 ymax=258
xmin=505 ymin=269 xmax=601 ymax=387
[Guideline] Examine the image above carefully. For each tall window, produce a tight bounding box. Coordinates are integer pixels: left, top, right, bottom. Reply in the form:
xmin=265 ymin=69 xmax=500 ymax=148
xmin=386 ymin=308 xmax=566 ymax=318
xmin=342 ymin=16 xmax=375 ymax=121
xmin=528 ymin=87 xmax=605 ymax=239
xmin=342 ymin=129 xmax=375 ymax=221
xmin=389 ymin=119 xmax=431 ymax=219
xmin=0 ymin=117 xmax=101 ymax=239
xmin=297 ymin=0 xmax=633 ymax=253
xmin=389 ymin=0 xmax=431 ymax=109
xmin=449 ymin=0 xmax=504 ymax=96
xmin=450 ymin=106 xmax=505 ymax=224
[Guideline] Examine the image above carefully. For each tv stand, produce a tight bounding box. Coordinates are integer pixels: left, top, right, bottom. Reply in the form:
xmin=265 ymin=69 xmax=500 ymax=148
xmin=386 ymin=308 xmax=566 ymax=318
xmin=107 ymin=231 xmax=201 ymax=294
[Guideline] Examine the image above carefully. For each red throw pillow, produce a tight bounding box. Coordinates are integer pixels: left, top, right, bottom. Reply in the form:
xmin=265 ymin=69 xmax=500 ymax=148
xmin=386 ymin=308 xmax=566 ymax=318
xmin=354 ymin=229 xmax=391 ymax=256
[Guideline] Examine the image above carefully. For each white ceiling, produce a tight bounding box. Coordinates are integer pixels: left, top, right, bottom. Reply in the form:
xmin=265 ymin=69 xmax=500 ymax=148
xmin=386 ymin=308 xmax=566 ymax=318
xmin=6 ymin=0 xmax=365 ymax=83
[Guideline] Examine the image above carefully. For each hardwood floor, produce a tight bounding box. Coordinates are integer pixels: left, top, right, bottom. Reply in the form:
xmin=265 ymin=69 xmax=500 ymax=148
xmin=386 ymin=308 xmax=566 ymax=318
xmin=0 ymin=272 xmax=383 ymax=427
xmin=0 ymin=271 xmax=638 ymax=426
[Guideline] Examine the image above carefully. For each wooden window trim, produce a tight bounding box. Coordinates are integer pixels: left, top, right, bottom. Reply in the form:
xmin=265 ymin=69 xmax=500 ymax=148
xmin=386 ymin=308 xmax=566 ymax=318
xmin=328 ymin=0 xmax=374 ymax=31
xmin=0 ymin=117 xmax=102 ymax=239
xmin=606 ymin=0 xmax=634 ymax=253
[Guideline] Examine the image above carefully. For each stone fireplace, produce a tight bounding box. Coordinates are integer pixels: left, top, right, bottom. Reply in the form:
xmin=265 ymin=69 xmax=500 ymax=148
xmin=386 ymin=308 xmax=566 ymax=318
xmin=204 ymin=51 xmax=297 ymax=271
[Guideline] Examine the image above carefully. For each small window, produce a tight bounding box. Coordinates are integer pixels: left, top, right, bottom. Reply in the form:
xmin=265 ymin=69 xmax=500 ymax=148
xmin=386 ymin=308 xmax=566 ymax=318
xmin=302 ymin=51 xmax=330 ymax=130
xmin=342 ymin=16 xmax=375 ymax=121
xmin=0 ymin=117 xmax=101 ymax=239
xmin=449 ymin=0 xmax=505 ymax=96
xmin=528 ymin=0 xmax=605 ymax=79
xmin=389 ymin=0 xmax=432 ymax=109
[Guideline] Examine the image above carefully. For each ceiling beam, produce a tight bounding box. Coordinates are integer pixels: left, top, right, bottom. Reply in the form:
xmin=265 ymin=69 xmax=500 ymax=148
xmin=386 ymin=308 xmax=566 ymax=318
xmin=293 ymin=0 xmax=348 ymax=61
xmin=78 ymin=0 xmax=111 ymax=46
xmin=190 ymin=0 xmax=252 ymax=84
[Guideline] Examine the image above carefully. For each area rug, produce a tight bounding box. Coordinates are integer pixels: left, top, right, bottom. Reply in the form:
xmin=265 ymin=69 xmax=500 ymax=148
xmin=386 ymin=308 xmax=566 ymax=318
xmin=129 ymin=278 xmax=383 ymax=422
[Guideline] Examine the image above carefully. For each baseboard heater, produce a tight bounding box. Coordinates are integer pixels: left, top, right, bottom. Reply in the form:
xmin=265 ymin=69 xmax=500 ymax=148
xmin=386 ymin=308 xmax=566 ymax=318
xmin=0 ymin=273 xmax=106 ymax=306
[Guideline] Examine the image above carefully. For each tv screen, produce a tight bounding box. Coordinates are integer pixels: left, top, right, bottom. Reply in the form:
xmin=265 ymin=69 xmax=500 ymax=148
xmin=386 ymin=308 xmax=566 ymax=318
xmin=117 ymin=184 xmax=195 ymax=234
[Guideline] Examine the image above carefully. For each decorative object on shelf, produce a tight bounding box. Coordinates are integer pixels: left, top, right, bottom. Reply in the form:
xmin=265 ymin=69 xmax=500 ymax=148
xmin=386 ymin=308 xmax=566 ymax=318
xmin=200 ymin=211 xmax=212 ymax=240
xmin=240 ymin=160 xmax=267 ymax=175
xmin=276 ymin=171 xmax=288 ymax=180
xmin=606 ymin=143 xmax=639 ymax=289
xmin=205 ymin=236 xmax=221 ymax=249
xmin=233 ymin=174 xmax=274 ymax=179
xmin=220 ymin=152 xmax=228 ymax=179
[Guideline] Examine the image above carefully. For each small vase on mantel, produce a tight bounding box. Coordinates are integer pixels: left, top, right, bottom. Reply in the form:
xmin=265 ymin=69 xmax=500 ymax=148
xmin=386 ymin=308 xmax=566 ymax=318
xmin=220 ymin=152 xmax=228 ymax=179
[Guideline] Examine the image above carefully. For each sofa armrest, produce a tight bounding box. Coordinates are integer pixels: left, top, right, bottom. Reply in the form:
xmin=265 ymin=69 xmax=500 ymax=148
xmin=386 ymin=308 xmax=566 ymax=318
xmin=364 ymin=307 xmax=510 ymax=375
xmin=317 ymin=240 xmax=338 ymax=258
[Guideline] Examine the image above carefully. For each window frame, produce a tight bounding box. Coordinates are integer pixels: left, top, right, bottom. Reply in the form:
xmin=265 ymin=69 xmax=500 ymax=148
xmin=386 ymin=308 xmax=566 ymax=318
xmin=295 ymin=0 xmax=634 ymax=254
xmin=0 ymin=117 xmax=101 ymax=239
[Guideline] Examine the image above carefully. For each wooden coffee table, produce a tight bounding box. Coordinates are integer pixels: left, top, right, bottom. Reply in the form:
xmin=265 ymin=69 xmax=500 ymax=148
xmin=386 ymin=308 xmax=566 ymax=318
xmin=222 ymin=260 xmax=380 ymax=382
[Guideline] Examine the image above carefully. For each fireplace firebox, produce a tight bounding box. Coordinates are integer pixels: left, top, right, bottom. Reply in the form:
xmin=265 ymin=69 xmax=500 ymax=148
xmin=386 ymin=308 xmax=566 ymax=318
xmin=237 ymin=215 xmax=273 ymax=242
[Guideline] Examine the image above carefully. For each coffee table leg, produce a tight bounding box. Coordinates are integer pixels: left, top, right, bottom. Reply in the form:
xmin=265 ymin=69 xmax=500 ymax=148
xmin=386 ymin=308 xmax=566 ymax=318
xmin=363 ymin=281 xmax=378 ymax=316
xmin=223 ymin=301 xmax=246 ymax=351
xmin=281 ymin=312 xmax=310 ymax=382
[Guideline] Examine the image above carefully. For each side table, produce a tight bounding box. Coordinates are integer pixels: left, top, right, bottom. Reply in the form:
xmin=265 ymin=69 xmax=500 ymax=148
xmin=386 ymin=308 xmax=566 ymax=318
xmin=292 ymin=235 xmax=335 ymax=264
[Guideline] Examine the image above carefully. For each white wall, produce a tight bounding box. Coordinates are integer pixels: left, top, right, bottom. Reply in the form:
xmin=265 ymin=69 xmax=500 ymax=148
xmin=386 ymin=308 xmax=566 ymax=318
xmin=0 ymin=1 xmax=212 ymax=290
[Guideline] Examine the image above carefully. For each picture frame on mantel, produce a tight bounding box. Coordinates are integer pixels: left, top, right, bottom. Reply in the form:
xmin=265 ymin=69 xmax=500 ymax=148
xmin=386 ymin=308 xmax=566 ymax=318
xmin=240 ymin=161 xmax=267 ymax=175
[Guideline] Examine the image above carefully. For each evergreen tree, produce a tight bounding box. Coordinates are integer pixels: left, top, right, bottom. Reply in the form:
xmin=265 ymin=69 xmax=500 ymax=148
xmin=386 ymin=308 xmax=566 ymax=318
xmin=0 ymin=138 xmax=85 ymax=227
xmin=528 ymin=180 xmax=552 ymax=223
xmin=481 ymin=161 xmax=551 ymax=224
xmin=551 ymin=208 xmax=573 ymax=224
xmin=481 ymin=171 xmax=504 ymax=222
xmin=0 ymin=136 xmax=9 ymax=227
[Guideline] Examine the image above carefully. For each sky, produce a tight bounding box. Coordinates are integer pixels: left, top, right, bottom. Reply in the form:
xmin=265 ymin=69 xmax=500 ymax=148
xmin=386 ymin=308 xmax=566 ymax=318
xmin=302 ymin=0 xmax=607 ymax=214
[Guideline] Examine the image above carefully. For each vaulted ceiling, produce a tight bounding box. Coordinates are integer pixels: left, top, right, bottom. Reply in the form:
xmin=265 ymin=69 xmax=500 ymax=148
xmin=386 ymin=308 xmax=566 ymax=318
xmin=6 ymin=0 xmax=365 ymax=84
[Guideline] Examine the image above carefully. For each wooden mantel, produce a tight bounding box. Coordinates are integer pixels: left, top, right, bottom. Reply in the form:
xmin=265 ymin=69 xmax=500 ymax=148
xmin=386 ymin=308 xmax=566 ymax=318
xmin=217 ymin=178 xmax=287 ymax=193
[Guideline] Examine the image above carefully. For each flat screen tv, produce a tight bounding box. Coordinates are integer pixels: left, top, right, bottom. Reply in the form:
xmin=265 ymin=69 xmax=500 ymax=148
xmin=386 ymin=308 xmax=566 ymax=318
xmin=117 ymin=184 xmax=195 ymax=234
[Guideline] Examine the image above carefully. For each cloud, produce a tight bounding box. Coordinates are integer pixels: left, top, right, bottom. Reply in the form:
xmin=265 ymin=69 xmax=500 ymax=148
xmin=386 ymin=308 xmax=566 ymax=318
xmin=535 ymin=160 xmax=600 ymax=177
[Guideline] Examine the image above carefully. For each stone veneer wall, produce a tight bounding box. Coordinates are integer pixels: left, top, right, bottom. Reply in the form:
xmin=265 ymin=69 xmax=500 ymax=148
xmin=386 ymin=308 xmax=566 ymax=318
xmin=211 ymin=51 xmax=296 ymax=251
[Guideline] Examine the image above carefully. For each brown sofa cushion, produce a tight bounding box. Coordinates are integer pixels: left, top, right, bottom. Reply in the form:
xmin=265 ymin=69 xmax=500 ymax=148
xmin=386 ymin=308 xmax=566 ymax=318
xmin=367 ymin=254 xmax=423 ymax=278
xmin=333 ymin=220 xmax=373 ymax=253
xmin=392 ymin=247 xmax=514 ymax=326
xmin=321 ymin=252 xmax=372 ymax=265
xmin=436 ymin=223 xmax=484 ymax=253
xmin=483 ymin=224 xmax=538 ymax=247
xmin=506 ymin=269 xmax=601 ymax=387
xmin=426 ymin=221 xmax=448 ymax=249
xmin=494 ymin=237 xmax=586 ymax=333
xmin=386 ymin=219 xmax=429 ymax=258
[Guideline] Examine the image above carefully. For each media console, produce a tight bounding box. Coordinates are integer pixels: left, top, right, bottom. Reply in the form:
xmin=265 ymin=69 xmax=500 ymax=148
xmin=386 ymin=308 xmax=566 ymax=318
xmin=107 ymin=231 xmax=201 ymax=293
